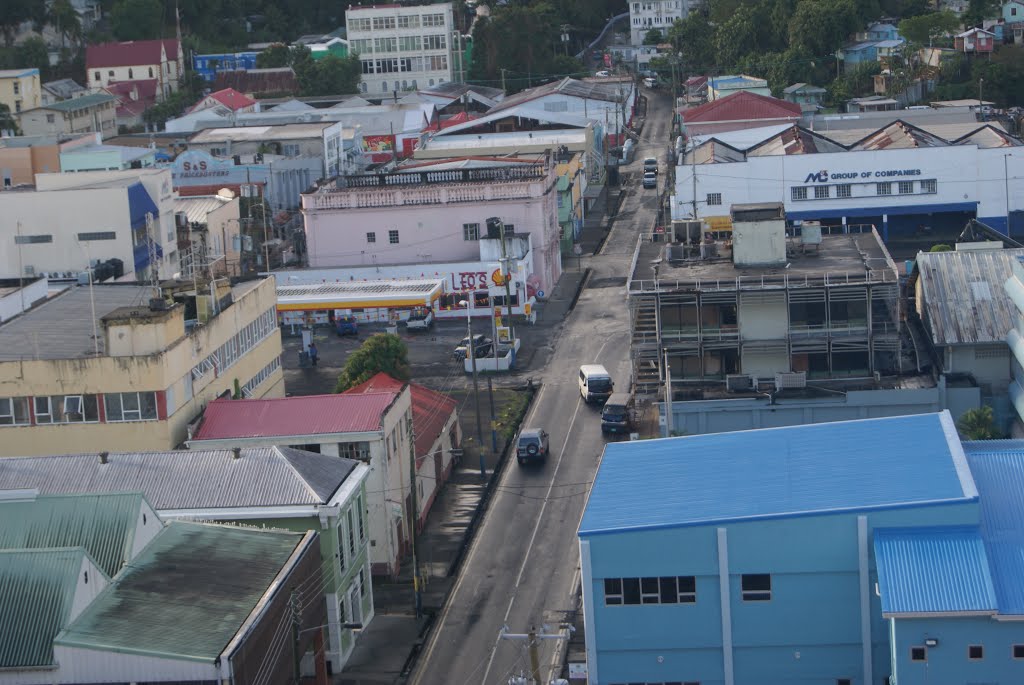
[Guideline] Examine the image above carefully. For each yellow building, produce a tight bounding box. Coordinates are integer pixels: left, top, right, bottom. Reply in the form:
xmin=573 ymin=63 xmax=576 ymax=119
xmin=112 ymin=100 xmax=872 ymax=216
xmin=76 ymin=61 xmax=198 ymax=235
xmin=0 ymin=68 xmax=41 ymax=116
xmin=0 ymin=276 xmax=284 ymax=456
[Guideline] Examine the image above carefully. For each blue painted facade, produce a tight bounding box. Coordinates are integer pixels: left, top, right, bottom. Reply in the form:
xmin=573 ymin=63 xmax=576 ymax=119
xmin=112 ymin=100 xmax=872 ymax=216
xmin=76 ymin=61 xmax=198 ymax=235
xmin=579 ymin=413 xmax=1024 ymax=685
xmin=192 ymin=52 xmax=261 ymax=82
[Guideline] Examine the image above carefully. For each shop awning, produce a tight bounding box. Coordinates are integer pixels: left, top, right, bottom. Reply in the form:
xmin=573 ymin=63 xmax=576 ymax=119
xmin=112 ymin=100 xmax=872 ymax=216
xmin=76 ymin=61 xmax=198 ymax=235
xmin=276 ymin=278 xmax=445 ymax=311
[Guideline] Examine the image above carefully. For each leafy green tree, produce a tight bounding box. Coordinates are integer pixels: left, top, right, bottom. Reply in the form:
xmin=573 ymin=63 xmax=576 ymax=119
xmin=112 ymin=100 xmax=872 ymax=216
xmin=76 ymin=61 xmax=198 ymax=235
xmin=305 ymin=54 xmax=361 ymax=96
xmin=643 ymin=28 xmax=664 ymax=45
xmin=0 ymin=103 xmax=18 ymax=134
xmin=0 ymin=0 xmax=46 ymax=47
xmin=963 ymin=0 xmax=1001 ymax=27
xmin=668 ymin=14 xmax=716 ymax=74
xmin=971 ymin=45 xmax=1024 ymax=107
xmin=898 ymin=11 xmax=960 ymax=47
xmin=16 ymin=36 xmax=49 ymax=75
xmin=256 ymin=44 xmax=290 ymax=69
xmin=789 ymin=0 xmax=860 ymax=58
xmin=714 ymin=5 xmax=760 ymax=70
xmin=335 ymin=334 xmax=411 ymax=393
xmin=957 ymin=406 xmax=1001 ymax=440
xmin=828 ymin=60 xmax=881 ymax=104
xmin=111 ymin=0 xmax=163 ymax=40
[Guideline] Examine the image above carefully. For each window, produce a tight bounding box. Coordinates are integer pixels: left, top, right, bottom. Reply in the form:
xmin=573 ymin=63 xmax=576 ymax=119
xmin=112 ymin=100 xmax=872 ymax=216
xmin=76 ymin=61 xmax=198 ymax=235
xmin=94 ymin=71 xmax=100 ymax=81
xmin=282 ymin=144 xmax=300 ymax=156
xmin=389 ymin=229 xmax=400 ymax=244
xmin=398 ymin=35 xmax=421 ymax=51
xmin=422 ymin=12 xmax=446 ymax=26
xmin=372 ymin=16 xmax=396 ymax=30
xmin=128 ymin=68 xmax=133 ymax=78
xmin=604 ymin=576 xmax=696 ymax=605
xmin=360 ymin=565 xmax=368 ymax=596
xmin=898 ymin=181 xmax=914 ymax=194
xmin=910 ymin=646 xmax=927 ymax=662
xmin=741 ymin=573 xmax=771 ymax=601
xmin=837 ymin=184 xmax=852 ymax=198
xmin=1013 ymin=644 xmax=1024 ymax=659
xmin=968 ymin=645 xmax=984 ymax=660
xmin=350 ymin=17 xmax=372 ymax=32
xmin=46 ymin=113 xmax=55 ymax=123
xmin=108 ymin=70 xmax=114 ymax=77
xmin=374 ymin=37 xmax=397 ymax=53
xmin=361 ymin=59 xmax=376 ymax=74
xmin=351 ymin=38 xmax=372 ymax=54
xmin=398 ymin=15 xmax=420 ymax=28
xmin=424 ymin=34 xmax=447 ymax=50
xmin=12 ymin=82 xmax=19 ymax=95
xmin=814 ymin=185 xmax=830 ymax=199
xmin=148 ymin=67 xmax=153 ymax=77
xmin=876 ymin=182 xmax=892 ymax=196
xmin=0 ymin=397 xmax=30 ymax=425
xmin=347 ymin=508 xmax=357 ymax=556
xmin=706 ymin=193 xmax=722 ymax=206
xmin=33 ymin=397 xmax=52 ymax=424
xmin=463 ymin=223 xmax=480 ymax=241
xmin=357 ymin=494 xmax=366 ymax=541
xmin=78 ymin=231 xmax=116 ymax=241
xmin=921 ymin=179 xmax=937 ymax=193
xmin=792 ymin=186 xmax=808 ymax=200
xmin=15 ymin=234 xmax=53 ymax=244
xmin=426 ymin=55 xmax=448 ymax=71
xmin=837 ymin=680 xmax=852 ymax=685
xmin=240 ymin=356 xmax=281 ymax=397
xmin=104 ymin=392 xmax=158 ymax=422
xmin=340 ymin=441 xmax=371 ymax=461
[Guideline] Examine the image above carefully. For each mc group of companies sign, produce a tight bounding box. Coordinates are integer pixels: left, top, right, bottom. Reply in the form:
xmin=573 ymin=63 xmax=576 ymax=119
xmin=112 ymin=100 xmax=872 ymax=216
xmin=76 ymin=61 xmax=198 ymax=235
xmin=803 ymin=168 xmax=923 ymax=183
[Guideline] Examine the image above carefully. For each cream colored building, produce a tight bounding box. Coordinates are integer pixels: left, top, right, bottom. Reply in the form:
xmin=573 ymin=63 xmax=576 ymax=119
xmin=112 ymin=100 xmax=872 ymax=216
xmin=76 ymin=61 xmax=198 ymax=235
xmin=0 ymin=68 xmax=41 ymax=116
xmin=0 ymin=276 xmax=284 ymax=456
xmin=17 ymin=93 xmax=117 ymax=140
xmin=86 ymin=40 xmax=184 ymax=100
xmin=174 ymin=193 xmax=243 ymax=277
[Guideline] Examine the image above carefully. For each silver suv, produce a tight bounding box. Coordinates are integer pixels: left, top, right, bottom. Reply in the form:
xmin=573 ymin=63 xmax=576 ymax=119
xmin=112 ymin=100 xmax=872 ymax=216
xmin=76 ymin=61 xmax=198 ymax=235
xmin=516 ymin=428 xmax=550 ymax=465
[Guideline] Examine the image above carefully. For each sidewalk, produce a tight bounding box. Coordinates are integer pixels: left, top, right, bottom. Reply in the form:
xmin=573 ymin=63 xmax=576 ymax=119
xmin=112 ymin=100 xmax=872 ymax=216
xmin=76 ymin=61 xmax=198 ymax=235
xmin=336 ymin=195 xmax=611 ymax=685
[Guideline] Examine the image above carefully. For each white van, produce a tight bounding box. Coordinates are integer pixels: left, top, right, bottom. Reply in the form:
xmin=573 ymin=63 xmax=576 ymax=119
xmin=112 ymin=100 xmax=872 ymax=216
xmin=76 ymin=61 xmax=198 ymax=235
xmin=579 ymin=364 xmax=614 ymax=404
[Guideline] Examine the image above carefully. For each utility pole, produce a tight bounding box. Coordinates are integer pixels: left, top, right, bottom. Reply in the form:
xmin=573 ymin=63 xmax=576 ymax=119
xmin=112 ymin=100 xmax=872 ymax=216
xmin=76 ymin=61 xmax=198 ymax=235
xmin=664 ymin=347 xmax=674 ymax=437
xmin=290 ymin=591 xmax=302 ymax=684
xmin=464 ymin=304 xmax=486 ymax=476
xmin=407 ymin=414 xmax=422 ymax=617
xmin=499 ymin=624 xmax=575 ymax=685
xmin=500 ymin=68 xmax=508 ymax=93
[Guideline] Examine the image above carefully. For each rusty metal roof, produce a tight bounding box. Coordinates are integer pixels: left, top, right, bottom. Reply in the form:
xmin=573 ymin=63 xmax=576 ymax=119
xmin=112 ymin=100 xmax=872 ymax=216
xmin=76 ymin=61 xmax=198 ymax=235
xmin=915 ymin=248 xmax=1024 ymax=346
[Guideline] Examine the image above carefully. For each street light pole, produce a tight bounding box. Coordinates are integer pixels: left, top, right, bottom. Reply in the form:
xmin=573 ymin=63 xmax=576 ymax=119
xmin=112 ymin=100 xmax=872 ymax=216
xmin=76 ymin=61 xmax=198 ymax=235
xmin=462 ymin=300 xmax=486 ymax=476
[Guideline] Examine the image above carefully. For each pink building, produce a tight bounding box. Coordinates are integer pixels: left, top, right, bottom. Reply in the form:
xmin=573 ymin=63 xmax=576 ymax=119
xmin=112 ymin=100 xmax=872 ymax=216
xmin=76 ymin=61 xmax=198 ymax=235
xmin=300 ymin=159 xmax=564 ymax=293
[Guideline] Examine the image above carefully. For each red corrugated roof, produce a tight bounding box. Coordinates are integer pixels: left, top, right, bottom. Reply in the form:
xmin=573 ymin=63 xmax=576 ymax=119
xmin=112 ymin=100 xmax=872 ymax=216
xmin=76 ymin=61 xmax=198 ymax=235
xmin=682 ymin=91 xmax=802 ymax=123
xmin=193 ymin=393 xmax=397 ymax=440
xmin=87 ymin=40 xmax=180 ymax=68
xmin=208 ymin=87 xmax=256 ymax=111
xmin=105 ymin=78 xmax=158 ymax=101
xmin=345 ymin=373 xmax=457 ymax=460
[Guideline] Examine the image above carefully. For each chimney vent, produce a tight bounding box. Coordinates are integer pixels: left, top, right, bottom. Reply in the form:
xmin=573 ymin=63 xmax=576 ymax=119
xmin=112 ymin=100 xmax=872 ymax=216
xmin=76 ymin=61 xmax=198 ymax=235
xmin=99 ymin=452 xmax=109 ymax=465
xmin=232 ymin=447 xmax=242 ymax=459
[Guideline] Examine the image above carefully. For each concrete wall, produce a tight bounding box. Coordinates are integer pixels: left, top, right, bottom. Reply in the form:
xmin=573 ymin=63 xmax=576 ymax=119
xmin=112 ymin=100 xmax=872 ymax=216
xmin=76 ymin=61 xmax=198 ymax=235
xmin=890 ymin=616 xmax=1024 ymax=685
xmin=0 ymin=70 xmax=41 ymax=114
xmin=583 ymin=502 xmax=980 ymax=685
xmin=19 ymin=101 xmax=117 ymax=140
xmin=664 ymin=381 xmax=981 ymax=436
xmin=0 ymin=278 xmax=49 ymax=323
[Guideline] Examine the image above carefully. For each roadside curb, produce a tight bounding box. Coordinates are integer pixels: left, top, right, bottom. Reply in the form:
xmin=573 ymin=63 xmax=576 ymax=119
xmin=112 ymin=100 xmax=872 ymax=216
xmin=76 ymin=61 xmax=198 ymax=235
xmin=566 ymin=268 xmax=592 ymax=316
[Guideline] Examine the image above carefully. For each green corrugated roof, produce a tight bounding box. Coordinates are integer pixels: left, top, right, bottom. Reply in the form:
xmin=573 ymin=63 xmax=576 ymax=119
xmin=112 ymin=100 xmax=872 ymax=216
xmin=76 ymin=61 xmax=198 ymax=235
xmin=0 ymin=548 xmax=104 ymax=668
xmin=0 ymin=493 xmax=150 ymax=578
xmin=41 ymin=92 xmax=115 ymax=112
xmin=56 ymin=521 xmax=304 ymax=661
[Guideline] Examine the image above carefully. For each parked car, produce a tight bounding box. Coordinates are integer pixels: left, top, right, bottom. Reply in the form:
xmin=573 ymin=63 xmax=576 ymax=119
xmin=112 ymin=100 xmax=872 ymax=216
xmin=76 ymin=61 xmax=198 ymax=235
xmin=643 ymin=77 xmax=657 ymax=89
xmin=595 ymin=70 xmax=610 ymax=77
xmin=642 ymin=171 xmax=657 ymax=189
xmin=579 ymin=364 xmax=614 ymax=404
xmin=335 ymin=316 xmax=358 ymax=336
xmin=454 ymin=334 xmax=493 ymax=360
xmin=601 ymin=392 xmax=635 ymax=434
xmin=516 ymin=428 xmax=550 ymax=465
xmin=406 ymin=308 xmax=434 ymax=331
xmin=643 ymin=157 xmax=659 ymax=174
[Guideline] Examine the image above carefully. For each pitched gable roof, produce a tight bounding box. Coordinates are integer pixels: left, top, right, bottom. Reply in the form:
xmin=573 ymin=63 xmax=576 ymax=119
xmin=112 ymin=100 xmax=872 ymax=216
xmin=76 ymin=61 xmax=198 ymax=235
xmin=345 ymin=372 xmax=458 ymax=460
xmin=206 ymin=87 xmax=256 ymax=111
xmin=682 ymin=91 xmax=802 ymax=124
xmin=86 ymin=40 xmax=179 ymax=68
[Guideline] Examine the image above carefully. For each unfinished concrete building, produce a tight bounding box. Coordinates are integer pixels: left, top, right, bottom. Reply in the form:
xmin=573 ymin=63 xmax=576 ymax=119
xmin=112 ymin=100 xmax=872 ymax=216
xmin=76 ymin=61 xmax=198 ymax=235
xmin=628 ymin=203 xmax=901 ymax=394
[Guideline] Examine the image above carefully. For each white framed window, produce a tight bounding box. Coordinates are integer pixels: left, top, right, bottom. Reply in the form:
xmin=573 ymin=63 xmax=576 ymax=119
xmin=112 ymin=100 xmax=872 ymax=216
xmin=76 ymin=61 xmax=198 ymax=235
xmin=706 ymin=193 xmax=722 ymax=206
xmin=463 ymin=223 xmax=480 ymax=241
xmin=422 ymin=12 xmax=446 ymax=27
xmin=791 ymin=186 xmax=808 ymax=200
xmin=876 ymin=182 xmax=892 ymax=196
xmin=374 ymin=37 xmax=397 ymax=53
xmin=389 ymin=229 xmax=400 ymax=244
xmin=34 ymin=397 xmax=54 ymax=424
xmin=424 ymin=35 xmax=447 ymax=50
xmin=347 ymin=508 xmax=357 ymax=557
xmin=372 ymin=16 xmax=396 ymax=30
xmin=921 ymin=179 xmax=937 ymax=193
xmin=814 ymin=185 xmax=830 ymax=199
xmin=0 ymin=397 xmax=30 ymax=426
xmin=397 ymin=15 xmax=419 ymax=29
xmin=898 ymin=181 xmax=914 ymax=194
xmin=398 ymin=35 xmax=421 ymax=51
xmin=837 ymin=184 xmax=852 ymax=198
xmin=104 ymin=392 xmax=158 ymax=422
xmin=350 ymin=17 xmax=371 ymax=32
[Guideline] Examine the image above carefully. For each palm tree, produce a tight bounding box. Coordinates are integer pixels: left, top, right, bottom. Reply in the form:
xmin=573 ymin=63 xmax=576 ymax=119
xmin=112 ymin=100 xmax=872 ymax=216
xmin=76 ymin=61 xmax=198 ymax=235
xmin=49 ymin=0 xmax=82 ymax=49
xmin=957 ymin=406 xmax=1001 ymax=441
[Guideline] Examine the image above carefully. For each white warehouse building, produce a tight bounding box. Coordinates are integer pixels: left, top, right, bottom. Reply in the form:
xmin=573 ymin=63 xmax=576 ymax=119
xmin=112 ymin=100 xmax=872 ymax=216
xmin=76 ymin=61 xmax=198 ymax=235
xmin=673 ymin=122 xmax=1024 ymax=238
xmin=346 ymin=2 xmax=460 ymax=96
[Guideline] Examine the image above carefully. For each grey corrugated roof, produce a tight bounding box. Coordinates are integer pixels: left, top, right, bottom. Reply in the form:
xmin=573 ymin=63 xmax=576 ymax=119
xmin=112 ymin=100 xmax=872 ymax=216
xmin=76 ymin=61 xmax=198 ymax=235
xmin=37 ymin=92 xmax=115 ymax=112
xmin=0 ymin=493 xmax=148 ymax=577
xmin=55 ymin=521 xmax=305 ymax=660
xmin=174 ymin=195 xmax=233 ymax=224
xmin=916 ymin=248 xmax=1024 ymax=345
xmin=0 ymin=448 xmax=359 ymax=510
xmin=0 ymin=548 xmax=102 ymax=668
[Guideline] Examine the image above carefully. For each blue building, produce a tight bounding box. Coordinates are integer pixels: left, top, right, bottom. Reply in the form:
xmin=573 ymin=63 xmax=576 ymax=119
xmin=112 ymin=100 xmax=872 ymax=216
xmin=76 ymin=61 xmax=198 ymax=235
xmin=192 ymin=51 xmax=261 ymax=82
xmin=578 ymin=412 xmax=1024 ymax=685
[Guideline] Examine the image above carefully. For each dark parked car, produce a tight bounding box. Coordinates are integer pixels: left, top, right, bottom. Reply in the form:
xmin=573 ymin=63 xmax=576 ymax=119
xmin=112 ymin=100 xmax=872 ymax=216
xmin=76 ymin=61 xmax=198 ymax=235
xmin=336 ymin=316 xmax=358 ymax=336
xmin=454 ymin=334 xmax=493 ymax=360
xmin=516 ymin=428 xmax=550 ymax=465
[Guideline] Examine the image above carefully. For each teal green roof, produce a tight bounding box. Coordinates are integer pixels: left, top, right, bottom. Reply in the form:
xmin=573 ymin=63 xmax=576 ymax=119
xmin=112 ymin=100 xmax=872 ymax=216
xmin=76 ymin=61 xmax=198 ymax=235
xmin=56 ymin=521 xmax=305 ymax=661
xmin=0 ymin=492 xmax=151 ymax=578
xmin=0 ymin=548 xmax=106 ymax=668
xmin=41 ymin=92 xmax=115 ymax=112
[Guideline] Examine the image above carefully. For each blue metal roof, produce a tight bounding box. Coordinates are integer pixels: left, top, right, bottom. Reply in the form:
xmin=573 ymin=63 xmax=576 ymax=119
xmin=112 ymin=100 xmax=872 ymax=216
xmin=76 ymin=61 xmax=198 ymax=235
xmin=126 ymin=181 xmax=158 ymax=230
xmin=579 ymin=412 xmax=976 ymax=536
xmin=964 ymin=443 xmax=1024 ymax=615
xmin=874 ymin=526 xmax=997 ymax=615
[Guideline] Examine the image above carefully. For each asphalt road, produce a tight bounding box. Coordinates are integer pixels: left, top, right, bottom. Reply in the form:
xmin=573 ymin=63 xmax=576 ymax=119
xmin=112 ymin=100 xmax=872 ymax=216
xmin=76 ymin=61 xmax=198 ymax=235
xmin=410 ymin=88 xmax=674 ymax=685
